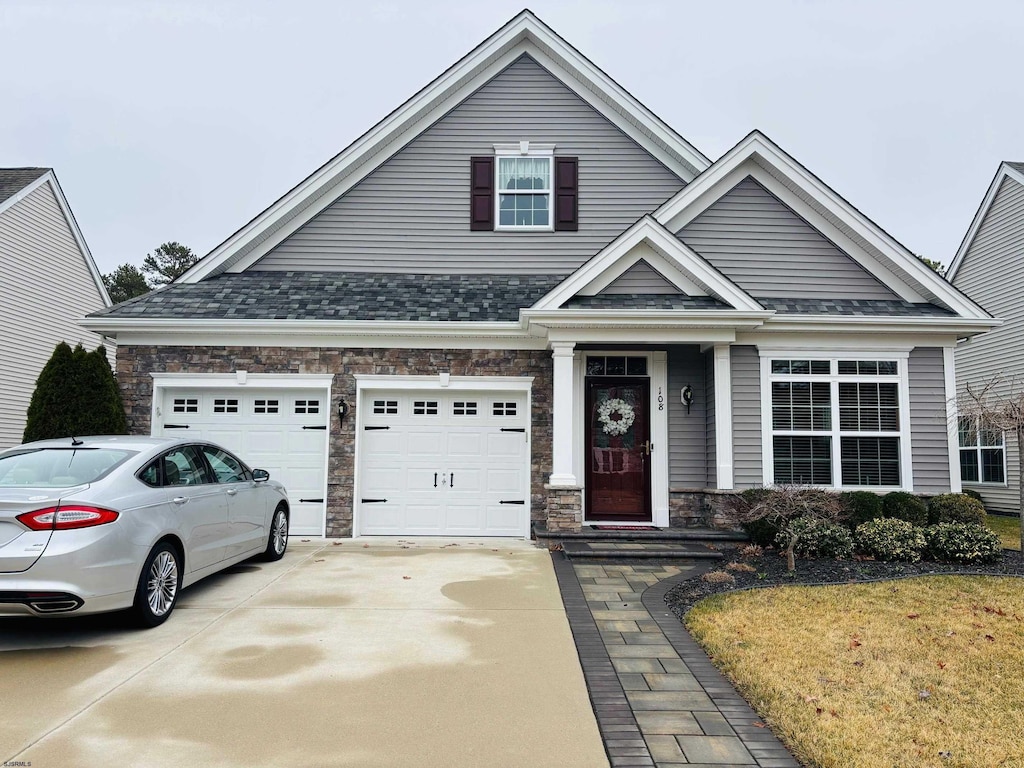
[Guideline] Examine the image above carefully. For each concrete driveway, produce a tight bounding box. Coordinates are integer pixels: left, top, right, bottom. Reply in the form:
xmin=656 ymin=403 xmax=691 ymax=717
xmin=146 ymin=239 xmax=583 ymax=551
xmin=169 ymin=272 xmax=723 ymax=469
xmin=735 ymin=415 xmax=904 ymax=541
xmin=1 ymin=539 xmax=607 ymax=767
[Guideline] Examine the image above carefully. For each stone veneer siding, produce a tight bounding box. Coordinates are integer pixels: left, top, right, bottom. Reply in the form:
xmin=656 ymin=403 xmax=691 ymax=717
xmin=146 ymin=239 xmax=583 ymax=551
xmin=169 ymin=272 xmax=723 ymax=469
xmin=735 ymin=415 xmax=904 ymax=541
xmin=116 ymin=346 xmax=553 ymax=537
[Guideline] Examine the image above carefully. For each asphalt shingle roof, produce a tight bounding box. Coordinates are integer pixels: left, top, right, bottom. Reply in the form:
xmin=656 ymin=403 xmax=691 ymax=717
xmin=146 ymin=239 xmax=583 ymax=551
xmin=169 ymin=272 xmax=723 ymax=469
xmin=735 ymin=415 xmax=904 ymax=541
xmin=91 ymin=272 xmax=959 ymax=322
xmin=759 ymin=298 xmax=956 ymax=316
xmin=562 ymin=294 xmax=729 ymax=310
xmin=93 ymin=272 xmax=564 ymax=322
xmin=1007 ymin=162 xmax=1024 ymax=175
xmin=0 ymin=168 xmax=49 ymax=205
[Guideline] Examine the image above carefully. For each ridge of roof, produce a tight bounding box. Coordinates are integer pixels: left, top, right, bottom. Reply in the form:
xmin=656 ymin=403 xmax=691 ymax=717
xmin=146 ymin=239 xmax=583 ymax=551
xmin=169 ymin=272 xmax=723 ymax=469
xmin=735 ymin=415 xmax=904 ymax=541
xmin=0 ymin=167 xmax=50 ymax=205
xmin=947 ymin=161 xmax=1024 ymax=281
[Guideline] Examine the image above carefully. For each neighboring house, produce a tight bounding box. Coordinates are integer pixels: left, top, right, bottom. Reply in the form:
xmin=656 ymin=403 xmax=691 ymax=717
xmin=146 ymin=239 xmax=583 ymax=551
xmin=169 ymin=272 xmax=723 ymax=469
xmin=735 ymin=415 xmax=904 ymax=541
xmin=0 ymin=168 xmax=112 ymax=449
xmin=947 ymin=162 xmax=1024 ymax=514
xmin=83 ymin=11 xmax=993 ymax=539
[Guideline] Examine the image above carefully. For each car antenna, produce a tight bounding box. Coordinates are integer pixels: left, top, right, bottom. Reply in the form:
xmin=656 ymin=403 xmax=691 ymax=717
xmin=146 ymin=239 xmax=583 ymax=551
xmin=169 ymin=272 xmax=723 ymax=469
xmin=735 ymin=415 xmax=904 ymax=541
xmin=71 ymin=436 xmax=84 ymax=446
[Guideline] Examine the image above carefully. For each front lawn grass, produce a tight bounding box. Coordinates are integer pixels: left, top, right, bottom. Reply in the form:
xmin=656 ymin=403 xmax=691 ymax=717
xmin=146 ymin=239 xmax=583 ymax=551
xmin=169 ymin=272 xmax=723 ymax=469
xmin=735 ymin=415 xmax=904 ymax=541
xmin=986 ymin=513 xmax=1021 ymax=551
xmin=686 ymin=576 xmax=1024 ymax=768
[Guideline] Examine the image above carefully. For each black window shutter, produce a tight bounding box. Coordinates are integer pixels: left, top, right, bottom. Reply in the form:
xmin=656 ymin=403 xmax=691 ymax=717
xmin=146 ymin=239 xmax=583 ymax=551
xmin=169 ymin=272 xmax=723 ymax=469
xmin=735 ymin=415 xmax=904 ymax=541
xmin=470 ymin=156 xmax=494 ymax=231
xmin=554 ymin=156 xmax=578 ymax=231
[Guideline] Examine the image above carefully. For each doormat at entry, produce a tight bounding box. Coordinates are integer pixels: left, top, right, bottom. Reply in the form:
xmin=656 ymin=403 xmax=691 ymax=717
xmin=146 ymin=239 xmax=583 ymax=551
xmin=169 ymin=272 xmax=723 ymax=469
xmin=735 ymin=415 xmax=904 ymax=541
xmin=593 ymin=525 xmax=659 ymax=531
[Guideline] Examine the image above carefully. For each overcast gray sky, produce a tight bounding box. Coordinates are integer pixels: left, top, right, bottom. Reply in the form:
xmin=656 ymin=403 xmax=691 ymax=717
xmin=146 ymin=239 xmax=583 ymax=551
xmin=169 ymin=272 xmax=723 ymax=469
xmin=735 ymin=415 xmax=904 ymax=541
xmin=3 ymin=0 xmax=1021 ymax=275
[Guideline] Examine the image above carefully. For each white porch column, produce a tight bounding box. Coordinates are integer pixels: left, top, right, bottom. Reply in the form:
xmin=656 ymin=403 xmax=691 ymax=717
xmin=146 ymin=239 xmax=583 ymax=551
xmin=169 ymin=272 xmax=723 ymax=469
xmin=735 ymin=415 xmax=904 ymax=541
xmin=944 ymin=346 xmax=962 ymax=493
xmin=549 ymin=342 xmax=578 ymax=486
xmin=714 ymin=344 xmax=734 ymax=489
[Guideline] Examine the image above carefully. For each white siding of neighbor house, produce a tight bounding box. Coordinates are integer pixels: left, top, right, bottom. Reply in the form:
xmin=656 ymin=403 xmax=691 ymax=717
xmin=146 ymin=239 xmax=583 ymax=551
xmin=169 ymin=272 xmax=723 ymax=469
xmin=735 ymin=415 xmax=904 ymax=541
xmin=0 ymin=182 xmax=110 ymax=449
xmin=952 ymin=175 xmax=1024 ymax=513
xmin=677 ymin=177 xmax=899 ymax=300
xmin=601 ymin=259 xmax=681 ymax=294
xmin=731 ymin=345 xmax=762 ymax=488
xmin=253 ymin=55 xmax=685 ymax=274
xmin=908 ymin=347 xmax=952 ymax=494
xmin=667 ymin=345 xmax=706 ymax=487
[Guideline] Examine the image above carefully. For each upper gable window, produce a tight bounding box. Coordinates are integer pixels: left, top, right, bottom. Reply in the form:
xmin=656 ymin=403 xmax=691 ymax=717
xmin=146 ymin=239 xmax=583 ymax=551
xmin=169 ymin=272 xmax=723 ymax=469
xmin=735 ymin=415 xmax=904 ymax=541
xmin=496 ymin=146 xmax=553 ymax=229
xmin=470 ymin=144 xmax=577 ymax=232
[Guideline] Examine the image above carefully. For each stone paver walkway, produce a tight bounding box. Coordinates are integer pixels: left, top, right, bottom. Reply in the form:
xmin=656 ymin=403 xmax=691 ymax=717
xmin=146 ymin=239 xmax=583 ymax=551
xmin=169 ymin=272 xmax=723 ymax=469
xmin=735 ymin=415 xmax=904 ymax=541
xmin=552 ymin=555 xmax=800 ymax=767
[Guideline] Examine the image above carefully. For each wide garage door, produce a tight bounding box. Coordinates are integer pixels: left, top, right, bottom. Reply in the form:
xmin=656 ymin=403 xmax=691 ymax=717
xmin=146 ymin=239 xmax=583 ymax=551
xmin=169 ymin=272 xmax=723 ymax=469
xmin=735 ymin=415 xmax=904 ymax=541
xmin=157 ymin=388 xmax=329 ymax=536
xmin=358 ymin=390 xmax=529 ymax=536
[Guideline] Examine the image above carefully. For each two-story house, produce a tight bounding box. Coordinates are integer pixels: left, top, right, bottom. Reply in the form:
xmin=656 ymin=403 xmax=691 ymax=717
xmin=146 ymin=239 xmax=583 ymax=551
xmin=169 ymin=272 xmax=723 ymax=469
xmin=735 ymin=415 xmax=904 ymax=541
xmin=83 ymin=11 xmax=993 ymax=538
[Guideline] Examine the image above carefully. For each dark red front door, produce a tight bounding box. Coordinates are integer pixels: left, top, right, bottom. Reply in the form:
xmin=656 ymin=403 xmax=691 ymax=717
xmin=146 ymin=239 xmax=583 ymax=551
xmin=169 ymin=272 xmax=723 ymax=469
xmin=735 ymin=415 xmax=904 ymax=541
xmin=585 ymin=378 xmax=652 ymax=522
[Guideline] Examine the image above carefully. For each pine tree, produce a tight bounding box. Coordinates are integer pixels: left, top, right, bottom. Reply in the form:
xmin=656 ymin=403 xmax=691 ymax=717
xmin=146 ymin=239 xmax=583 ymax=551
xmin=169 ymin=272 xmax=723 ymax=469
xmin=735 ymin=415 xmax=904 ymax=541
xmin=22 ymin=343 xmax=128 ymax=442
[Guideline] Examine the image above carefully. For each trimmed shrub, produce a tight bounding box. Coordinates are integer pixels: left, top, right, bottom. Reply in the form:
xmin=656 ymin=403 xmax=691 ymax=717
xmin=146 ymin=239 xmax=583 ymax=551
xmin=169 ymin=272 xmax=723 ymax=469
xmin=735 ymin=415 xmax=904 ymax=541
xmin=925 ymin=523 xmax=1002 ymax=565
xmin=856 ymin=518 xmax=926 ymax=562
xmin=777 ymin=516 xmax=854 ymax=559
xmin=881 ymin=491 xmax=928 ymax=527
xmin=839 ymin=491 xmax=883 ymax=530
xmin=701 ymin=570 xmax=736 ymax=585
xmin=928 ymin=493 xmax=987 ymax=526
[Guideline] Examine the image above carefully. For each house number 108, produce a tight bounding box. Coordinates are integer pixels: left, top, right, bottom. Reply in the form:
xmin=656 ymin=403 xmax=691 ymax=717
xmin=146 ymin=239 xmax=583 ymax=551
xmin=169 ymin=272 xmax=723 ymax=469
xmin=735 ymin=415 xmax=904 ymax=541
xmin=657 ymin=387 xmax=664 ymax=411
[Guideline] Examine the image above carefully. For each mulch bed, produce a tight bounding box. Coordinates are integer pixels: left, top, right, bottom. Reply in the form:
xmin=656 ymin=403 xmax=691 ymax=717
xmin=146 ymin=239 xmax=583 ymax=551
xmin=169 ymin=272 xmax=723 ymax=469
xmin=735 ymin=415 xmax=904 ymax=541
xmin=665 ymin=548 xmax=1024 ymax=620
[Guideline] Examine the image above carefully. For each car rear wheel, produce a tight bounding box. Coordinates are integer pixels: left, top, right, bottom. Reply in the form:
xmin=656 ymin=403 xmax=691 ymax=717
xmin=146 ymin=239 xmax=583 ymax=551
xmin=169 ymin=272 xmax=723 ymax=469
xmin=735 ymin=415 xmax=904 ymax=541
xmin=262 ymin=506 xmax=289 ymax=561
xmin=132 ymin=542 xmax=181 ymax=628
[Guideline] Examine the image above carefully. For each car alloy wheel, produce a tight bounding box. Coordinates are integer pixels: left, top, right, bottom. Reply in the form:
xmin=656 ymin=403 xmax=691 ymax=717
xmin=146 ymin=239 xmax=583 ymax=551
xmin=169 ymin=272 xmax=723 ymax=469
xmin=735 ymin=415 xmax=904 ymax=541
xmin=147 ymin=549 xmax=179 ymax=617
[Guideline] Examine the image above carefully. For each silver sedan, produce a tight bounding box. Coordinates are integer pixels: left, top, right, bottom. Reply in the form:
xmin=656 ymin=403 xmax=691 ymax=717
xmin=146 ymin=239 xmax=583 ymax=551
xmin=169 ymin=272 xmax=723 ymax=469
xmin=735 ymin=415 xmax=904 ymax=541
xmin=0 ymin=435 xmax=290 ymax=627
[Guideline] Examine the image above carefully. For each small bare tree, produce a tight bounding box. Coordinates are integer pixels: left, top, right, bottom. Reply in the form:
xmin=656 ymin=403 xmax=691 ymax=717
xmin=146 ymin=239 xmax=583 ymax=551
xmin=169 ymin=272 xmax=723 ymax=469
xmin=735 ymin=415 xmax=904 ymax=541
xmin=720 ymin=486 xmax=845 ymax=571
xmin=958 ymin=377 xmax=1024 ymax=555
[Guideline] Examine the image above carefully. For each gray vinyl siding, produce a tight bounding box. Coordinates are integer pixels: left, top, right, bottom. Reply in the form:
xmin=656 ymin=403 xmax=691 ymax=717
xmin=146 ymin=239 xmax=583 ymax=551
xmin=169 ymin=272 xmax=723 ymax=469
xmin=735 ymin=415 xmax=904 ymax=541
xmin=667 ymin=345 xmax=706 ymax=486
xmin=705 ymin=349 xmax=716 ymax=487
xmin=908 ymin=347 xmax=951 ymax=494
xmin=602 ymin=259 xmax=680 ymax=294
xmin=0 ymin=183 xmax=109 ymax=449
xmin=255 ymin=55 xmax=685 ymax=274
xmin=677 ymin=177 xmax=899 ymax=300
xmin=952 ymin=175 xmax=1024 ymax=513
xmin=731 ymin=345 xmax=762 ymax=488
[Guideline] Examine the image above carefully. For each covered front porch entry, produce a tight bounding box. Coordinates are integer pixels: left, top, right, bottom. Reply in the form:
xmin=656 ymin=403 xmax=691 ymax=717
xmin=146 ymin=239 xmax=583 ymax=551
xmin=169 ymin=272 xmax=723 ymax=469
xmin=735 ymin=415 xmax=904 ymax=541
xmin=545 ymin=342 xmax=738 ymax=532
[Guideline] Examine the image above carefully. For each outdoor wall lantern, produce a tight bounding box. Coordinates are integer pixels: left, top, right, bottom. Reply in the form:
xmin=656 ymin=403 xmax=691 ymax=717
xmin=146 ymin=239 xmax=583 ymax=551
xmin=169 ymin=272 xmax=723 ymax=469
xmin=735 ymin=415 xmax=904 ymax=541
xmin=681 ymin=385 xmax=694 ymax=414
xmin=338 ymin=399 xmax=350 ymax=428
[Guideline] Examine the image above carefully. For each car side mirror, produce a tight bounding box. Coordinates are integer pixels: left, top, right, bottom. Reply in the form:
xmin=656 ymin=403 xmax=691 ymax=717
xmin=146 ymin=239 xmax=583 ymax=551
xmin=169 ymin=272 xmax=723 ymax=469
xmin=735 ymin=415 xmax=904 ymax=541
xmin=252 ymin=468 xmax=270 ymax=482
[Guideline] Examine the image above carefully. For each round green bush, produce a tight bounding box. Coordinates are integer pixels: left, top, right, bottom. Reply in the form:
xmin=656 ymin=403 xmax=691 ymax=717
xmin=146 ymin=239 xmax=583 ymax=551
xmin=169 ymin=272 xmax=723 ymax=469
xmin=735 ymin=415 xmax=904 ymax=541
xmin=776 ymin=516 xmax=854 ymax=559
xmin=855 ymin=518 xmax=926 ymax=562
xmin=927 ymin=493 xmax=987 ymax=525
xmin=839 ymin=491 xmax=883 ymax=530
xmin=881 ymin=491 xmax=928 ymax=527
xmin=925 ymin=522 xmax=1002 ymax=564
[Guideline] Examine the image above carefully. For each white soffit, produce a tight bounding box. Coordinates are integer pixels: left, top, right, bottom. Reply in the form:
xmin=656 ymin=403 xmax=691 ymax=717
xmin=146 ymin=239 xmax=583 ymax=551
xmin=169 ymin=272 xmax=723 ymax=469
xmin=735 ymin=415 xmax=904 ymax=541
xmin=531 ymin=215 xmax=763 ymax=312
xmin=947 ymin=162 xmax=1024 ymax=281
xmin=655 ymin=131 xmax=991 ymax=319
xmin=180 ymin=10 xmax=711 ymax=283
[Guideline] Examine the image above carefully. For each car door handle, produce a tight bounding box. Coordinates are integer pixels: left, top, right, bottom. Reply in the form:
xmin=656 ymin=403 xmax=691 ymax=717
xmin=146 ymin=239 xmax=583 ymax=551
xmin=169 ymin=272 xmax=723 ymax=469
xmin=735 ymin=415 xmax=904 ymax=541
xmin=226 ymin=489 xmax=238 ymax=496
xmin=172 ymin=496 xmax=189 ymax=505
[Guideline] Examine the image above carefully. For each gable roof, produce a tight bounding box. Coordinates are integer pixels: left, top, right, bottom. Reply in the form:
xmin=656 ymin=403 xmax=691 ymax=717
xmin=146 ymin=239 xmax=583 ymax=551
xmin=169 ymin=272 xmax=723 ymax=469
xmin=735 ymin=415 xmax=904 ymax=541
xmin=180 ymin=9 xmax=711 ymax=284
xmin=653 ymin=131 xmax=990 ymax=320
xmin=0 ymin=168 xmax=111 ymax=307
xmin=0 ymin=168 xmax=49 ymax=206
xmin=530 ymin=215 xmax=764 ymax=312
xmin=947 ymin=161 xmax=1024 ymax=281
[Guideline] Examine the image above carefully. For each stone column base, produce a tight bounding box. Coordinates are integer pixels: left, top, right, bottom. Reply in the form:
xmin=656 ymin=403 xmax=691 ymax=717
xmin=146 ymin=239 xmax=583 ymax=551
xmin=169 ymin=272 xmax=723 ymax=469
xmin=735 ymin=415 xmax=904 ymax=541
xmin=544 ymin=485 xmax=583 ymax=533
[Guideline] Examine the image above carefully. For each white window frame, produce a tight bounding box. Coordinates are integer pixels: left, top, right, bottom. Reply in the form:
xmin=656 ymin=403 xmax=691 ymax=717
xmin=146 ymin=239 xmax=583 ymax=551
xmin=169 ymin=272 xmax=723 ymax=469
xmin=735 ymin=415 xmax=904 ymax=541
xmin=759 ymin=351 xmax=913 ymax=491
xmin=958 ymin=416 xmax=1007 ymax=486
xmin=494 ymin=142 xmax=555 ymax=232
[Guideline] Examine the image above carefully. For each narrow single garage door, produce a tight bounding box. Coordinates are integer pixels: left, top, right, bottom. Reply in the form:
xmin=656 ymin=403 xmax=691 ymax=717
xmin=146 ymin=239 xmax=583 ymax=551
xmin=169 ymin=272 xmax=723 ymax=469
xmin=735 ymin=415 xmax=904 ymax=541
xmin=157 ymin=389 xmax=329 ymax=536
xmin=358 ymin=390 xmax=529 ymax=536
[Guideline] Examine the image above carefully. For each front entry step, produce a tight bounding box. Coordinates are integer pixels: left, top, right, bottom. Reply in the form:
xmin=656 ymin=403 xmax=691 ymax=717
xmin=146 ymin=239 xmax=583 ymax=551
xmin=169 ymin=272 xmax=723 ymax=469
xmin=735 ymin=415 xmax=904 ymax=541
xmin=560 ymin=540 xmax=725 ymax=560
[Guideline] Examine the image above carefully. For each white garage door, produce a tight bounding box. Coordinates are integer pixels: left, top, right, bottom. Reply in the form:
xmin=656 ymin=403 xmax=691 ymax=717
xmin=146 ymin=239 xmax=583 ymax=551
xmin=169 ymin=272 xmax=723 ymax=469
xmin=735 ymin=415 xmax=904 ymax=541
xmin=358 ymin=390 xmax=529 ymax=536
xmin=157 ymin=389 xmax=329 ymax=536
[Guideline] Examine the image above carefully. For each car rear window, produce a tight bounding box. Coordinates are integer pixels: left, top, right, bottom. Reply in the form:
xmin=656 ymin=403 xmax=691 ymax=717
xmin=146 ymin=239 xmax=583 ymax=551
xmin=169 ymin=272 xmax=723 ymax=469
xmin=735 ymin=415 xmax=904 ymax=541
xmin=0 ymin=448 xmax=136 ymax=487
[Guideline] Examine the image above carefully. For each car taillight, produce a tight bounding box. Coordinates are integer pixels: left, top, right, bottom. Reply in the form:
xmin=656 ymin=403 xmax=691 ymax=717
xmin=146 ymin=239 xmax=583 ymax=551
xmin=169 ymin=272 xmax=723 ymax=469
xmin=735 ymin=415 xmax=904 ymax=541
xmin=17 ymin=505 xmax=119 ymax=531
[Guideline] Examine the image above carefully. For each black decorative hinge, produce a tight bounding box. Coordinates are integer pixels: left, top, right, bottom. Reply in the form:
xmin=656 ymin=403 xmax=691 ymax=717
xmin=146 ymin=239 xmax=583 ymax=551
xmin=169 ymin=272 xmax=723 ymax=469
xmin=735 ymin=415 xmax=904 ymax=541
xmin=500 ymin=428 xmax=526 ymax=433
xmin=361 ymin=498 xmax=387 ymax=503
xmin=299 ymin=498 xmax=325 ymax=503
xmin=364 ymin=426 xmax=390 ymax=431
xmin=302 ymin=425 xmax=327 ymax=430
xmin=164 ymin=424 xmax=190 ymax=429
xmin=499 ymin=500 xmax=525 ymax=505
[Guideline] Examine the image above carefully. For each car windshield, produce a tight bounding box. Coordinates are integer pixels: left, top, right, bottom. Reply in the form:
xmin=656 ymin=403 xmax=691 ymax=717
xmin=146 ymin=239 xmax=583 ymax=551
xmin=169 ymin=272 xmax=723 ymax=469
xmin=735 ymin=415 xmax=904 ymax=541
xmin=0 ymin=448 xmax=137 ymax=488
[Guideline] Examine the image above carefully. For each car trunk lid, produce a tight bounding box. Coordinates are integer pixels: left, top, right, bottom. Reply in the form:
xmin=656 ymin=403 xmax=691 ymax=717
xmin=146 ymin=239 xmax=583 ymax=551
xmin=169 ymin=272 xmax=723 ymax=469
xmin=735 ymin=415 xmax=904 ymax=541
xmin=0 ymin=489 xmax=61 ymax=573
